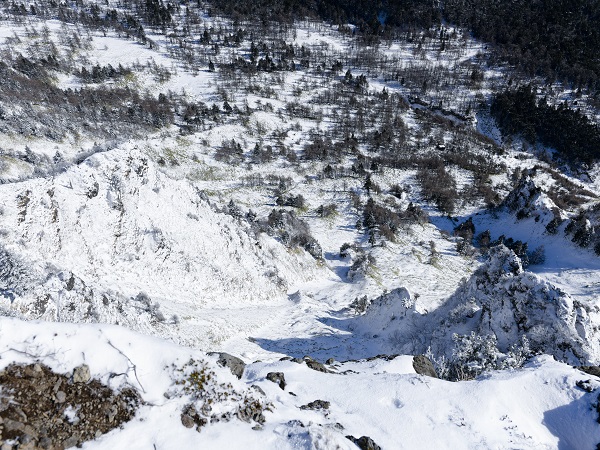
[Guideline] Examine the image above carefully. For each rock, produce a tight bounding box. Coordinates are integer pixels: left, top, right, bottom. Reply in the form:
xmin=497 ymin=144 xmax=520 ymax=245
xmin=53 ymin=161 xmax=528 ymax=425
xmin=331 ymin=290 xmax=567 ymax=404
xmin=266 ymin=372 xmax=286 ymax=390
xmin=55 ymin=391 xmax=67 ymax=403
xmin=38 ymin=437 xmax=52 ymax=449
xmin=181 ymin=413 xmax=195 ymax=428
xmin=366 ymin=354 xmax=398 ymax=362
xmin=576 ymin=379 xmax=594 ymax=393
xmin=3 ymin=418 xmax=25 ymax=432
xmin=412 ymin=355 xmax=437 ymax=378
xmin=303 ymin=356 xmax=330 ymax=373
xmin=23 ymin=364 xmax=43 ymax=378
xmin=250 ymin=384 xmax=266 ymax=396
xmin=300 ymin=400 xmax=330 ymax=410
xmin=63 ymin=435 xmax=78 ymax=449
xmin=346 ymin=435 xmax=382 ymax=450
xmin=208 ymin=352 xmax=246 ymax=379
xmin=326 ymin=358 xmax=335 ymax=365
xmin=579 ymin=366 xmax=600 ymax=378
xmin=72 ymin=365 xmax=91 ymax=383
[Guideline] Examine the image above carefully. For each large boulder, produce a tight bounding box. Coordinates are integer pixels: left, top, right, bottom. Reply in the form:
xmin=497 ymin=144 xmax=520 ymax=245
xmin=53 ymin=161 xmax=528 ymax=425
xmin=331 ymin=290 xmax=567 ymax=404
xmin=412 ymin=355 xmax=437 ymax=378
xmin=208 ymin=352 xmax=246 ymax=379
xmin=346 ymin=435 xmax=382 ymax=450
xmin=266 ymin=372 xmax=286 ymax=390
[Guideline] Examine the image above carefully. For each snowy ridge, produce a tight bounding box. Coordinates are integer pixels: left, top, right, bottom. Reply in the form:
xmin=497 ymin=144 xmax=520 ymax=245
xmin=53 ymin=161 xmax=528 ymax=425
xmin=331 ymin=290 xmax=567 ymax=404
xmin=351 ymin=244 xmax=600 ymax=366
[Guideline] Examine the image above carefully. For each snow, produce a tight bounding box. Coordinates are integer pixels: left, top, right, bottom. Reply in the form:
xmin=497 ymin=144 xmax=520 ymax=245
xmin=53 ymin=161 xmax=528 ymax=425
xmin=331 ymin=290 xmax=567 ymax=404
xmin=0 ymin=5 xmax=599 ymax=449
xmin=2 ymin=317 xmax=599 ymax=449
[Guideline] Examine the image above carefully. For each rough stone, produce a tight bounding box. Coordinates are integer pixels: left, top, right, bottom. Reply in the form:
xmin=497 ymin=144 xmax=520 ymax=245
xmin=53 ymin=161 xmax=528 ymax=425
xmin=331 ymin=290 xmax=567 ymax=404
xmin=208 ymin=352 xmax=246 ymax=379
xmin=250 ymin=385 xmax=266 ymax=396
xmin=303 ymin=356 xmax=330 ymax=373
xmin=3 ymin=418 xmax=25 ymax=432
xmin=72 ymin=365 xmax=91 ymax=384
xmin=55 ymin=391 xmax=67 ymax=403
xmin=38 ymin=437 xmax=52 ymax=449
xmin=63 ymin=435 xmax=78 ymax=448
xmin=266 ymin=372 xmax=286 ymax=390
xmin=412 ymin=355 xmax=438 ymax=378
xmin=181 ymin=413 xmax=195 ymax=428
xmin=346 ymin=435 xmax=382 ymax=450
xmin=576 ymin=379 xmax=594 ymax=393
xmin=579 ymin=366 xmax=600 ymax=378
xmin=300 ymin=400 xmax=330 ymax=410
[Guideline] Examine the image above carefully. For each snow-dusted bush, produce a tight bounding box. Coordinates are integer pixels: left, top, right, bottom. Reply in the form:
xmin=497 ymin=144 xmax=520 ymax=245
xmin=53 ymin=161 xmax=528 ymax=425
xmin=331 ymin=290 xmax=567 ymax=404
xmin=430 ymin=244 xmax=597 ymax=365
xmin=134 ymin=292 xmax=166 ymax=322
xmin=264 ymin=209 xmax=322 ymax=259
xmin=449 ymin=332 xmax=533 ymax=379
xmin=347 ymin=251 xmax=376 ymax=281
xmin=452 ymin=332 xmax=501 ymax=376
xmin=171 ymin=359 xmax=271 ymax=430
xmin=350 ymin=295 xmax=369 ymax=314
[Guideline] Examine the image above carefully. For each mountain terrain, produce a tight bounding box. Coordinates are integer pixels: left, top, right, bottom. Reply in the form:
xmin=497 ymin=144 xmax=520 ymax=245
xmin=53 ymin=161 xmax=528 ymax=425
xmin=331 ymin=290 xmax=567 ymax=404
xmin=1 ymin=1 xmax=600 ymax=449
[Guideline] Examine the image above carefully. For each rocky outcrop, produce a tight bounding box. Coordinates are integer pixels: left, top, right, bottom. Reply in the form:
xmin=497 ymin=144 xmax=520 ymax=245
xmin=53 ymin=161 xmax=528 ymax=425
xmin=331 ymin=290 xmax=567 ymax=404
xmin=208 ymin=352 xmax=246 ymax=379
xmin=346 ymin=435 xmax=382 ymax=450
xmin=412 ymin=355 xmax=437 ymax=378
xmin=266 ymin=372 xmax=286 ymax=390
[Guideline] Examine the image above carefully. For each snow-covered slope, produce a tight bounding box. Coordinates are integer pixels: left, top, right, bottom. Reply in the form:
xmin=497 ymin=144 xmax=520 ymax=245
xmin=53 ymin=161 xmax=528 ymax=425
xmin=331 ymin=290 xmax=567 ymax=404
xmin=2 ymin=318 xmax=600 ymax=449
xmin=1 ymin=2 xmax=600 ymax=448
xmin=0 ymin=143 xmax=322 ymax=348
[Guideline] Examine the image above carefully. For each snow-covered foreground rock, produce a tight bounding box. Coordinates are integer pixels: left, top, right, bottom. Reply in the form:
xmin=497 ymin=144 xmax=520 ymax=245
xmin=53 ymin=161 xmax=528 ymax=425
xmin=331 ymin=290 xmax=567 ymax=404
xmin=1 ymin=317 xmax=599 ymax=449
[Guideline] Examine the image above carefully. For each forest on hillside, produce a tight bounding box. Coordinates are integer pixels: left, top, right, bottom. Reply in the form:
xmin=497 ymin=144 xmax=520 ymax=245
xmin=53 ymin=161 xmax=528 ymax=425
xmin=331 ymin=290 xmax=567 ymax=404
xmin=208 ymin=0 xmax=600 ymax=90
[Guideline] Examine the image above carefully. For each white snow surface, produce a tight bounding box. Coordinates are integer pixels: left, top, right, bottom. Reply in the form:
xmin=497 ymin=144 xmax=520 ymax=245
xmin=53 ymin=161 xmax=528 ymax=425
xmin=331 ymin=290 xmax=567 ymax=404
xmin=2 ymin=317 xmax=600 ymax=450
xmin=0 ymin=10 xmax=599 ymax=450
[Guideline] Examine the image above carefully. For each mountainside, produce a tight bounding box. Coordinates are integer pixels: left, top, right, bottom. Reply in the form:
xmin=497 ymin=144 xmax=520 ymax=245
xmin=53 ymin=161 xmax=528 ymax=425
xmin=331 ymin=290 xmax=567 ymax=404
xmin=1 ymin=1 xmax=600 ymax=449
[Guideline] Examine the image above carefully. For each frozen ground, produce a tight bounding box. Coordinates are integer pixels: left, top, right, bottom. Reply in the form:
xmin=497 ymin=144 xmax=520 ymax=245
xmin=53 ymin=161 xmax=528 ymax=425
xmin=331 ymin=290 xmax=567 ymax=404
xmin=0 ymin=7 xmax=600 ymax=450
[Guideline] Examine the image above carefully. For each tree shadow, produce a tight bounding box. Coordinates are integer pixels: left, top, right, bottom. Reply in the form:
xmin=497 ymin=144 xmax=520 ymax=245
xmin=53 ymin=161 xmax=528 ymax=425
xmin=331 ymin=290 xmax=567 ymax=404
xmin=322 ymin=251 xmax=351 ymax=282
xmin=252 ymin=307 xmax=383 ymax=361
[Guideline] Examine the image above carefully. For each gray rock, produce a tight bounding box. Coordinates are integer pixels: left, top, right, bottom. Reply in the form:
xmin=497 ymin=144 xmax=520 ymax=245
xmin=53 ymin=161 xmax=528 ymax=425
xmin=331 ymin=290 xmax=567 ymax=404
xmin=303 ymin=356 xmax=330 ymax=373
xmin=208 ymin=352 xmax=246 ymax=379
xmin=250 ymin=384 xmax=266 ymax=396
xmin=55 ymin=391 xmax=66 ymax=403
xmin=72 ymin=364 xmax=91 ymax=383
xmin=300 ymin=399 xmax=330 ymax=410
xmin=412 ymin=355 xmax=438 ymax=378
xmin=346 ymin=435 xmax=382 ymax=450
xmin=181 ymin=413 xmax=195 ymax=428
xmin=63 ymin=435 xmax=78 ymax=449
xmin=38 ymin=437 xmax=53 ymax=449
xmin=266 ymin=372 xmax=286 ymax=390
xmin=3 ymin=418 xmax=25 ymax=432
xmin=576 ymin=379 xmax=594 ymax=393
